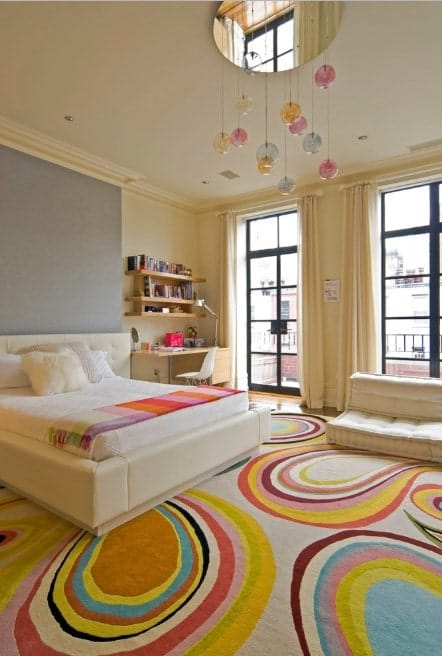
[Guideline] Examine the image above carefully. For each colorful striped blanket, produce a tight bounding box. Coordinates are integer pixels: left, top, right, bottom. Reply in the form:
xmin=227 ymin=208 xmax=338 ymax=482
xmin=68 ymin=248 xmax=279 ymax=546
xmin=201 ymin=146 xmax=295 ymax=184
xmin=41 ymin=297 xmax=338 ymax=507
xmin=47 ymin=386 xmax=243 ymax=455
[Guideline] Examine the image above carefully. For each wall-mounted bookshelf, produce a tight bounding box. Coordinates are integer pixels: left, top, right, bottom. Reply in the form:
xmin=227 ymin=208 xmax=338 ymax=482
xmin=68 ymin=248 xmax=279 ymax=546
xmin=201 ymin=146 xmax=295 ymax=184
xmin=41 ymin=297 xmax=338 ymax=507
xmin=125 ymin=269 xmax=206 ymax=318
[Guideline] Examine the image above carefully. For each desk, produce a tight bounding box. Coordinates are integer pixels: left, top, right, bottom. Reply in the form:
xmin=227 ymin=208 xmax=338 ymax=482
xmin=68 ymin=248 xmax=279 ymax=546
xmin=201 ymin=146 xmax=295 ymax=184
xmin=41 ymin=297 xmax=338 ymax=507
xmin=131 ymin=348 xmax=231 ymax=385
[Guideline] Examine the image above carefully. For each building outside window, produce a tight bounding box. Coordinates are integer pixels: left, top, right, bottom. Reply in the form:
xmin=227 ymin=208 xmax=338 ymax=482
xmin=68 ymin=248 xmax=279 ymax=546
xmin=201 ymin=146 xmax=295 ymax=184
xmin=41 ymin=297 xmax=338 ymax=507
xmin=381 ymin=182 xmax=441 ymax=377
xmin=246 ymin=211 xmax=299 ymax=393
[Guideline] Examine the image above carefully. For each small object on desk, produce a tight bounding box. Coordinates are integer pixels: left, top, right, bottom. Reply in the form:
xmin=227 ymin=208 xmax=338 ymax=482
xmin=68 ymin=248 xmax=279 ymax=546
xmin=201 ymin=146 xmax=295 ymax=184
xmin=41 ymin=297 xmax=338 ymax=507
xmin=159 ymin=346 xmax=186 ymax=352
xmin=131 ymin=327 xmax=140 ymax=351
xmin=164 ymin=331 xmax=184 ymax=347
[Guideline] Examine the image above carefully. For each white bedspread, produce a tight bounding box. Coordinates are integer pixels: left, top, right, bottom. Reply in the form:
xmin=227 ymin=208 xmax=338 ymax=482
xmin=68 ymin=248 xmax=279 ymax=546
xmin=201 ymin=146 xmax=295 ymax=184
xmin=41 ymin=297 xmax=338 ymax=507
xmin=0 ymin=378 xmax=248 ymax=462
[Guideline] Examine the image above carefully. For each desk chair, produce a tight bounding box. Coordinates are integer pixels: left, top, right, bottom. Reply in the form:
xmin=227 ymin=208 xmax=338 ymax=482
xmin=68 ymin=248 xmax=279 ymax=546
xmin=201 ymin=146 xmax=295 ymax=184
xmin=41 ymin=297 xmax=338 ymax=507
xmin=175 ymin=347 xmax=218 ymax=385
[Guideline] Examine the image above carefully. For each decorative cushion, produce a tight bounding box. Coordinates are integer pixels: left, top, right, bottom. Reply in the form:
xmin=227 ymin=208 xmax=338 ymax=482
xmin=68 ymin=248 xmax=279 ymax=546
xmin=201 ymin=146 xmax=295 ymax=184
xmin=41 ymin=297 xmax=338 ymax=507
xmin=348 ymin=372 xmax=442 ymax=421
xmin=21 ymin=350 xmax=89 ymax=396
xmin=0 ymin=354 xmax=31 ymax=388
xmin=15 ymin=341 xmax=104 ymax=383
xmin=88 ymin=350 xmax=116 ymax=379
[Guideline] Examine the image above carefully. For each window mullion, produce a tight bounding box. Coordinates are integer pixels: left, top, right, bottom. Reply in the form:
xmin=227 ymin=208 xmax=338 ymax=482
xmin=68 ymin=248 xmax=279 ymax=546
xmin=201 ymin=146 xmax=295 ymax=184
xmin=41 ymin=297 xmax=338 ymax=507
xmin=429 ymin=183 xmax=440 ymax=376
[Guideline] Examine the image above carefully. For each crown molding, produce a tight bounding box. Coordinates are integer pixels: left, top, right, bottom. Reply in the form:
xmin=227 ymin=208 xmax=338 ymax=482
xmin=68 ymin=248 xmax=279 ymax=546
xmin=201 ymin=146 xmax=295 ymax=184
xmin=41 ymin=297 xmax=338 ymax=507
xmin=2 ymin=114 xmax=440 ymax=217
xmin=197 ymin=147 xmax=442 ymax=215
xmin=0 ymin=115 xmax=195 ymax=213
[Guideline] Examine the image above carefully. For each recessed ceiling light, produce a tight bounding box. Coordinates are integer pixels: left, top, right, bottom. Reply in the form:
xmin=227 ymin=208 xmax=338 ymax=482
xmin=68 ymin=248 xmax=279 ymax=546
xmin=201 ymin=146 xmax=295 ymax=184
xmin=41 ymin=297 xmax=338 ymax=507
xmin=64 ymin=115 xmax=74 ymax=122
xmin=357 ymin=134 xmax=368 ymax=141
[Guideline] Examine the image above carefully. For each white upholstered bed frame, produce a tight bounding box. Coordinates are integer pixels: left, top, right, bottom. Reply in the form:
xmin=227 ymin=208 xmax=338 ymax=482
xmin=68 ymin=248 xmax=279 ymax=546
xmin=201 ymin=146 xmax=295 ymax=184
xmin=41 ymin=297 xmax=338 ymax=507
xmin=0 ymin=333 xmax=271 ymax=534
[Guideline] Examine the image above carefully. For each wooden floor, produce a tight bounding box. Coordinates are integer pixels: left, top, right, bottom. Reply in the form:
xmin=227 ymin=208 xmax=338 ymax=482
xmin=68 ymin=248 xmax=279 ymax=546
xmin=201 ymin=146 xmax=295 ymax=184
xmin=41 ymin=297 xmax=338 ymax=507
xmin=248 ymin=391 xmax=339 ymax=417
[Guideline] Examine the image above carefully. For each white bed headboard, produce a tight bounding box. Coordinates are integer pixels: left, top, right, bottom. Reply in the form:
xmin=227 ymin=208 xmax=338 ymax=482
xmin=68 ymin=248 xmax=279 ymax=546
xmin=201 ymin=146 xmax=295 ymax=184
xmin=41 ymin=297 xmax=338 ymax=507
xmin=0 ymin=333 xmax=131 ymax=378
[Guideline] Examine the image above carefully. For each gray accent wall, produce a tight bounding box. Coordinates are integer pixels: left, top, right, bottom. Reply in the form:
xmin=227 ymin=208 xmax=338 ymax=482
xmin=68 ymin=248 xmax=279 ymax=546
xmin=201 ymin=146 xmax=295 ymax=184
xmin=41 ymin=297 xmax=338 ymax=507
xmin=0 ymin=146 xmax=122 ymax=334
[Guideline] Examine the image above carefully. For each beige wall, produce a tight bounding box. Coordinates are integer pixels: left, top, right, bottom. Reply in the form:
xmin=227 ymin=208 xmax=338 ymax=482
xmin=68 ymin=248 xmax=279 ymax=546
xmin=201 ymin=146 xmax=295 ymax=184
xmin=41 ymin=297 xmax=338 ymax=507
xmin=122 ymin=149 xmax=442 ymax=405
xmin=122 ymin=191 xmax=211 ymax=381
xmin=316 ymin=188 xmax=343 ymax=405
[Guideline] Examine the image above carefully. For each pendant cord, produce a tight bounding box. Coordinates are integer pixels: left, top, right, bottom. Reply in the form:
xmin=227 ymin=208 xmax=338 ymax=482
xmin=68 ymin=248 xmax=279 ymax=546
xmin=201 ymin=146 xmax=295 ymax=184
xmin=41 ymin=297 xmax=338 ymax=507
xmin=327 ymin=86 xmax=330 ymax=159
xmin=265 ymin=72 xmax=269 ymax=145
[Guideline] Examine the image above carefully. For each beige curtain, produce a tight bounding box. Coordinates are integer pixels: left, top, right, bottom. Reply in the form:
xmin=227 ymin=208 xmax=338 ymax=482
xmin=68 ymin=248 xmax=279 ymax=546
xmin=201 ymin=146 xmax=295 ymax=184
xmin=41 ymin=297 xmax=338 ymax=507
xmin=297 ymin=1 xmax=342 ymax=65
xmin=218 ymin=211 xmax=239 ymax=387
xmin=336 ymin=183 xmax=379 ymax=410
xmin=297 ymin=195 xmax=324 ymax=408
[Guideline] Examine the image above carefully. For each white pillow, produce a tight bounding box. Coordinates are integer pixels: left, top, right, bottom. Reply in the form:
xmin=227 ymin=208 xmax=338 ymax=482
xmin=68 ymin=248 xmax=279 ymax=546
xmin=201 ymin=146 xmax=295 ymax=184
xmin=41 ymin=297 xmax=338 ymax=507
xmin=0 ymin=354 xmax=31 ymax=388
xmin=21 ymin=350 xmax=89 ymax=396
xmin=89 ymin=350 xmax=116 ymax=379
xmin=15 ymin=341 xmax=103 ymax=383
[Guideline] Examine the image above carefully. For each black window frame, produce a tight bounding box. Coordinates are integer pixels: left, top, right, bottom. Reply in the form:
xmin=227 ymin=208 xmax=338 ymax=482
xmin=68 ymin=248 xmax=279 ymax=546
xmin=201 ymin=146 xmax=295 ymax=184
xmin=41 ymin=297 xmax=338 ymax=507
xmin=245 ymin=10 xmax=293 ymax=72
xmin=381 ymin=181 xmax=441 ymax=378
xmin=246 ymin=210 xmax=299 ymax=394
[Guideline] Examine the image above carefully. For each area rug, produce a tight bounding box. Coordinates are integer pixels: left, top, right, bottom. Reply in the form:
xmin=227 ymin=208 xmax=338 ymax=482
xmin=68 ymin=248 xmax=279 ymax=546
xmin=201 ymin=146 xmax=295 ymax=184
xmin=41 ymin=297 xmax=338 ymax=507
xmin=1 ymin=413 xmax=441 ymax=655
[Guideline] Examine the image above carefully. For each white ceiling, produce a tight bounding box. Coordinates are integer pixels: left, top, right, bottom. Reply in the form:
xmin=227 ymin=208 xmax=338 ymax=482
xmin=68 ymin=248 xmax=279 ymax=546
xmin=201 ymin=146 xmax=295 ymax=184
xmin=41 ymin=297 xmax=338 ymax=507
xmin=1 ymin=1 xmax=442 ymax=210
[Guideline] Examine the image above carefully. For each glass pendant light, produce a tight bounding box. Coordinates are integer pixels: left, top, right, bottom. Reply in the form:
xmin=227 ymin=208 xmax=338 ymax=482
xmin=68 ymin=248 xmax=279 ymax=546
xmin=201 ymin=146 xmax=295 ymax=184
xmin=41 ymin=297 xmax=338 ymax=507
xmin=213 ymin=25 xmax=231 ymax=155
xmin=234 ymin=5 xmax=254 ymax=115
xmin=319 ymin=78 xmax=338 ymax=179
xmin=256 ymin=66 xmax=279 ymax=174
xmin=302 ymin=63 xmax=322 ymax=155
xmin=256 ymin=141 xmax=279 ymax=163
xmin=235 ymin=93 xmax=253 ymax=115
xmin=257 ymin=156 xmax=274 ymax=175
xmin=278 ymin=128 xmax=295 ymax=195
xmin=288 ymin=68 xmax=307 ymax=135
xmin=319 ymin=158 xmax=338 ymax=179
xmin=280 ymin=101 xmax=301 ymax=125
xmin=289 ymin=115 xmax=307 ymax=136
xmin=231 ymin=127 xmax=248 ymax=147
xmin=314 ymin=64 xmax=336 ymax=89
xmin=213 ymin=132 xmax=232 ymax=154
xmin=303 ymin=132 xmax=322 ymax=154
xmin=231 ymin=68 xmax=249 ymax=147
xmin=280 ymin=66 xmax=301 ymax=124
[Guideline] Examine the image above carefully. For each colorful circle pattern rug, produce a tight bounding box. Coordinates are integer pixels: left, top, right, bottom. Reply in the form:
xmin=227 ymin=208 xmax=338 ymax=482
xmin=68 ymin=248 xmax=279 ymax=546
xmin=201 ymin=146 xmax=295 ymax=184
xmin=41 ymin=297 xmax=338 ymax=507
xmin=291 ymin=530 xmax=442 ymax=656
xmin=238 ymin=443 xmax=440 ymax=527
xmin=265 ymin=413 xmax=327 ymax=446
xmin=1 ymin=415 xmax=442 ymax=656
xmin=0 ymin=489 xmax=274 ymax=656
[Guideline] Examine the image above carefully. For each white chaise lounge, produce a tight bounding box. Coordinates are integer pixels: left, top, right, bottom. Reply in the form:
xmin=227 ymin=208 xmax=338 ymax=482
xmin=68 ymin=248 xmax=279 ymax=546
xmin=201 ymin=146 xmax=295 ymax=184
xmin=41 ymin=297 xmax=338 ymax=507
xmin=326 ymin=372 xmax=442 ymax=463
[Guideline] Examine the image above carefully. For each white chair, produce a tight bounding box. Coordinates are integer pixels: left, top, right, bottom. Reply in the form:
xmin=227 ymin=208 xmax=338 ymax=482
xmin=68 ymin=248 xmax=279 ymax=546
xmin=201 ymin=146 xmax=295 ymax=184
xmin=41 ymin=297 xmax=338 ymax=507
xmin=175 ymin=347 xmax=218 ymax=385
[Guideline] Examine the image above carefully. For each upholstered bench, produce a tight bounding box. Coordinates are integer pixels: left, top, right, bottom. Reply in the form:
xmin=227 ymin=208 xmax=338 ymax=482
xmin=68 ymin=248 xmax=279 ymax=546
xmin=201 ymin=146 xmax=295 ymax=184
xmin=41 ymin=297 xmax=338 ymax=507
xmin=326 ymin=372 xmax=442 ymax=463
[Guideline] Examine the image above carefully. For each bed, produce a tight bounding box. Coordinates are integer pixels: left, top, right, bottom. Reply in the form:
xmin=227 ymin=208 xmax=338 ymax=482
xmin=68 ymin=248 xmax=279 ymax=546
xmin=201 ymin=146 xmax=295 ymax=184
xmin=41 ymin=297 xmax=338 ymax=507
xmin=0 ymin=333 xmax=271 ymax=534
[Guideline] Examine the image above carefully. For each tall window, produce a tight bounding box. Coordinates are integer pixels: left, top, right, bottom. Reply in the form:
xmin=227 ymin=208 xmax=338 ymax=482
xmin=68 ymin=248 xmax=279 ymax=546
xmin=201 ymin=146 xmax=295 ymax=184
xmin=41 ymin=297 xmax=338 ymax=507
xmin=381 ymin=182 xmax=441 ymax=377
xmin=247 ymin=211 xmax=299 ymax=393
xmin=246 ymin=11 xmax=294 ymax=72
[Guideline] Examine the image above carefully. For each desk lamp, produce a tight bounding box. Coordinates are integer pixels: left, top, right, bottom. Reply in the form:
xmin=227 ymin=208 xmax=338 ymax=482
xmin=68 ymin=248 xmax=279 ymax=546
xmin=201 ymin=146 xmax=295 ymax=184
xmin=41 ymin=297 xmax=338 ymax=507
xmin=193 ymin=298 xmax=218 ymax=346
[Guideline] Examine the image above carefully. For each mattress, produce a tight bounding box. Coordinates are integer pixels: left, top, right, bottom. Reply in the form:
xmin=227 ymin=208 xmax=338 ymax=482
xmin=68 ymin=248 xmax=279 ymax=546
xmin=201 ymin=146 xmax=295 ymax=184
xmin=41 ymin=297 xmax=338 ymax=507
xmin=326 ymin=409 xmax=442 ymax=463
xmin=0 ymin=377 xmax=248 ymax=462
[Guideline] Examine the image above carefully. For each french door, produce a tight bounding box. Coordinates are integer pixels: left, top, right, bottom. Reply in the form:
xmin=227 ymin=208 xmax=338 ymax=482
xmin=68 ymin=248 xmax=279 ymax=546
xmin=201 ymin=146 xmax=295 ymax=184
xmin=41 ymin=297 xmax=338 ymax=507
xmin=246 ymin=211 xmax=300 ymax=394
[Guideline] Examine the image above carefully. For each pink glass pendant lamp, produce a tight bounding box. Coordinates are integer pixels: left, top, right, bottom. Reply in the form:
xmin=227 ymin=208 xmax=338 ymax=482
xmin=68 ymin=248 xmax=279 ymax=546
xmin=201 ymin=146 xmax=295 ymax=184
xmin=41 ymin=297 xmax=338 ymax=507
xmin=314 ymin=64 xmax=336 ymax=89
xmin=319 ymin=76 xmax=338 ymax=180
